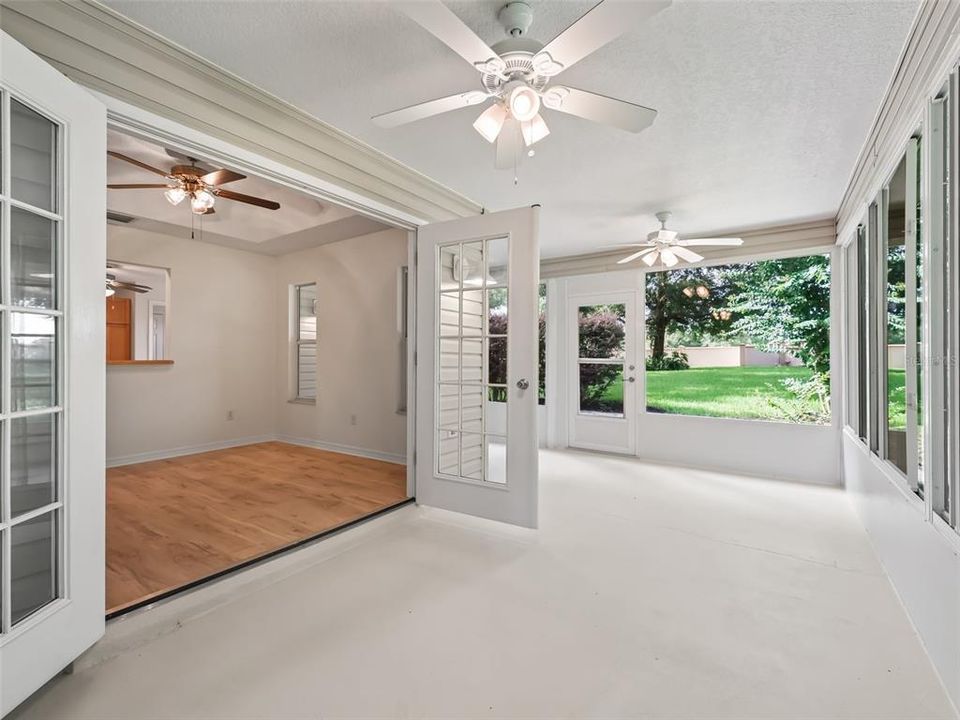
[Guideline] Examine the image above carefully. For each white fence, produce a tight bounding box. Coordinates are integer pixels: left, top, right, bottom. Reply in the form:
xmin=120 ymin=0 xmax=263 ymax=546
xmin=654 ymin=345 xmax=803 ymax=368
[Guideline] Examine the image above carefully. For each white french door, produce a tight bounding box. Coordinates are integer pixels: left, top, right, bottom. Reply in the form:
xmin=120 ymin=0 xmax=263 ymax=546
xmin=568 ymin=291 xmax=637 ymax=454
xmin=0 ymin=32 xmax=106 ymax=716
xmin=415 ymin=207 xmax=539 ymax=528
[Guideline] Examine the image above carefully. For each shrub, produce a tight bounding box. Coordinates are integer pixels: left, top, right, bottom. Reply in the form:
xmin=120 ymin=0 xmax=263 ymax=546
xmin=646 ymin=351 xmax=689 ymax=371
xmin=487 ymin=311 xmax=546 ymax=403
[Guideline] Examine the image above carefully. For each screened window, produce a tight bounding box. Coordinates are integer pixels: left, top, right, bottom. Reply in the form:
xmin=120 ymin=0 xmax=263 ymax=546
xmin=644 ymin=255 xmax=831 ymax=424
xmin=295 ymin=283 xmax=317 ymax=401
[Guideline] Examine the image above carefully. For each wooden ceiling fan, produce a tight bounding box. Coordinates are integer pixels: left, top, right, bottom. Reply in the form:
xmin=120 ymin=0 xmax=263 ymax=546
xmin=107 ymin=151 xmax=281 ymax=215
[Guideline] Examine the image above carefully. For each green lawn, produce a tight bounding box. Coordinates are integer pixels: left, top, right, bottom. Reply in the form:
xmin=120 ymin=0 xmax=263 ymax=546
xmin=888 ymin=369 xmax=906 ymax=431
xmin=645 ymin=366 xmax=821 ymax=422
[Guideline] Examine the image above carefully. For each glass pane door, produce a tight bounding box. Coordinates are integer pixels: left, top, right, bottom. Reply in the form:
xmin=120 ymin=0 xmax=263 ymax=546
xmin=577 ymin=303 xmax=626 ymax=416
xmin=0 ymin=91 xmax=64 ymax=633
xmin=435 ymin=237 xmax=508 ymax=485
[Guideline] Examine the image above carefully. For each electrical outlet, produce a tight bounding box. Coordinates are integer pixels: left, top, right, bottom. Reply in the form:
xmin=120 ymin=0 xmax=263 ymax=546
xmin=227 ymin=410 xmax=235 ymax=421
xmin=350 ymin=414 xmax=357 ymax=426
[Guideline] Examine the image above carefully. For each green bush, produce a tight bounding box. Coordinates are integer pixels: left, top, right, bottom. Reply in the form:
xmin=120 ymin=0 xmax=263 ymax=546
xmin=646 ymin=351 xmax=689 ymax=371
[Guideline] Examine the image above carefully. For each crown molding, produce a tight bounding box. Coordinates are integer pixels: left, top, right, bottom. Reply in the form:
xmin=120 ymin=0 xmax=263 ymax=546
xmin=0 ymin=0 xmax=483 ymax=223
xmin=836 ymin=0 xmax=960 ymax=240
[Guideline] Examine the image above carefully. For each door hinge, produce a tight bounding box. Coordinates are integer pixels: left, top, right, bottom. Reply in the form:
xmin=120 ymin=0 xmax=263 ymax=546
xmin=413 ymin=350 xmax=418 ymax=366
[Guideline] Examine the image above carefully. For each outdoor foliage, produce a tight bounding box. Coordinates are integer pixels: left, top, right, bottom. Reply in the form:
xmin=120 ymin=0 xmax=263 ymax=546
xmin=578 ymin=306 xmax=626 ymax=413
xmin=645 ymin=254 xmax=832 ymax=424
xmin=646 ymin=351 xmax=689 ymax=371
xmin=645 ymin=268 xmax=737 ymax=359
xmin=487 ymin=310 xmax=546 ymax=403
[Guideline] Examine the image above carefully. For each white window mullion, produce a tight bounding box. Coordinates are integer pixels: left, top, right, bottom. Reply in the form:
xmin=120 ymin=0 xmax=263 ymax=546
xmin=904 ymin=137 xmax=921 ymax=495
xmin=929 ymin=93 xmax=948 ymax=518
xmin=0 ymin=85 xmax=9 ymax=635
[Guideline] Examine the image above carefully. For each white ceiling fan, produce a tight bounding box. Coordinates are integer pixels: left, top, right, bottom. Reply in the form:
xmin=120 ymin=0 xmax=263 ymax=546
xmin=373 ymin=0 xmax=670 ymax=169
xmin=615 ymin=212 xmax=744 ymax=267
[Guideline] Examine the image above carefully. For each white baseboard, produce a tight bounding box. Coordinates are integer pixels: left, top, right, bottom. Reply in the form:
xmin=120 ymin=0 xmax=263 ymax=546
xmin=107 ymin=434 xmax=406 ymax=468
xmin=276 ymin=435 xmax=406 ymax=465
xmin=106 ymin=435 xmax=276 ymax=468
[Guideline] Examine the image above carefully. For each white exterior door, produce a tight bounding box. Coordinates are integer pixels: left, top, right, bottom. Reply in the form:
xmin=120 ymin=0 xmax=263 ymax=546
xmin=0 ymin=32 xmax=106 ymax=716
xmin=568 ymin=290 xmax=638 ymax=454
xmin=415 ymin=207 xmax=539 ymax=528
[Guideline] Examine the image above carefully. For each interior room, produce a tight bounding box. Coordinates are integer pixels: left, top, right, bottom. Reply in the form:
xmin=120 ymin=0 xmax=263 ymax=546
xmin=5 ymin=1 xmax=960 ymax=718
xmin=103 ymin=129 xmax=412 ymax=615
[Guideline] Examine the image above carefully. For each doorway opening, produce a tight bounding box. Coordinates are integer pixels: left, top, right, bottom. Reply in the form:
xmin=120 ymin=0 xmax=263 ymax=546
xmin=104 ymin=125 xmax=415 ymax=616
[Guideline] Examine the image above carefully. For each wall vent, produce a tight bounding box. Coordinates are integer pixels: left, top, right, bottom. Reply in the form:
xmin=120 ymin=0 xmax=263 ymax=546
xmin=106 ymin=211 xmax=136 ymax=225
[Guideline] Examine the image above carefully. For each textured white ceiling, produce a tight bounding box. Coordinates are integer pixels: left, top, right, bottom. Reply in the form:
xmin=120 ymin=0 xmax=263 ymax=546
xmin=105 ymin=0 xmax=918 ymax=258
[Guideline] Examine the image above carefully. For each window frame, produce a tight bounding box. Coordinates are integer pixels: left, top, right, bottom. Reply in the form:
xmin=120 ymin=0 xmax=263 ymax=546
xmin=293 ymin=282 xmax=317 ymax=403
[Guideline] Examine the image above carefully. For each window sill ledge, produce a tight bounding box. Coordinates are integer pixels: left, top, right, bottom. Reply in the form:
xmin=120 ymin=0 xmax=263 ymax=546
xmin=288 ymin=398 xmax=316 ymax=406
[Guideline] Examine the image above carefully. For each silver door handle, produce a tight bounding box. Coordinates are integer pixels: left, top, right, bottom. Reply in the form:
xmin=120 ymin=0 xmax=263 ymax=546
xmin=516 ymin=378 xmax=530 ymax=390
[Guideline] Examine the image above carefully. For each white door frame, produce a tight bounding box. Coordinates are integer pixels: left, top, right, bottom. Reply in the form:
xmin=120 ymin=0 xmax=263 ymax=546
xmin=146 ymin=299 xmax=166 ymax=361
xmin=566 ymin=289 xmax=638 ymax=455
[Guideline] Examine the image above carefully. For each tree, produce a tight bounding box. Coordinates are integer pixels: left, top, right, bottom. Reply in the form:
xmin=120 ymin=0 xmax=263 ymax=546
xmin=645 ymin=267 xmax=737 ymax=359
xmin=727 ymin=255 xmax=831 ymax=380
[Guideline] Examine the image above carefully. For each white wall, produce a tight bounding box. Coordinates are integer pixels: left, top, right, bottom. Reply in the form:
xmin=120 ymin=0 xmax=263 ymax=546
xmin=106 ymin=225 xmax=277 ymax=464
xmin=275 ymin=228 xmax=408 ymax=463
xmin=843 ymin=432 xmax=960 ymax=703
xmin=834 ymin=4 xmax=960 ymax=708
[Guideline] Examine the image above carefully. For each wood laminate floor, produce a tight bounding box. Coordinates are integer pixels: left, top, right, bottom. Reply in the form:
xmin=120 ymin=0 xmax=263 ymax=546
xmin=106 ymin=441 xmax=407 ymax=614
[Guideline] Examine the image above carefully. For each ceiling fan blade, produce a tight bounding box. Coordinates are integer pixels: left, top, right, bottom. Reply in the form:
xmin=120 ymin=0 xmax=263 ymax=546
xmin=107 ymin=151 xmax=171 ymax=178
xmin=201 ymin=168 xmax=246 ymax=186
xmin=373 ymin=91 xmax=488 ymax=128
xmin=660 ymin=248 xmax=679 ymax=267
xmin=108 ymin=280 xmax=152 ymax=293
xmin=495 ymin=119 xmax=523 ymax=170
xmin=670 ymin=245 xmax=704 ymax=263
xmin=533 ymin=0 xmax=671 ymax=76
xmin=107 ymin=183 xmax=170 ymax=189
xmin=396 ymin=1 xmax=504 ymax=74
xmin=641 ymin=250 xmax=659 ymax=266
xmin=617 ymin=247 xmax=657 ymax=265
xmin=677 ymin=238 xmax=744 ymax=246
xmin=543 ymin=86 xmax=656 ymax=133
xmin=214 ymin=188 xmax=280 ymax=210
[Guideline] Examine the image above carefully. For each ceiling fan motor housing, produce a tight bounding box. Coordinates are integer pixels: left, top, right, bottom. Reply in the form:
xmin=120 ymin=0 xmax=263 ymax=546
xmin=499 ymin=2 xmax=533 ymax=37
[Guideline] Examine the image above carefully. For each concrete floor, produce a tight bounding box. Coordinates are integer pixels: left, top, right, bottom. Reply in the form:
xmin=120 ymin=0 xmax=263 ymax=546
xmin=12 ymin=450 xmax=957 ymax=719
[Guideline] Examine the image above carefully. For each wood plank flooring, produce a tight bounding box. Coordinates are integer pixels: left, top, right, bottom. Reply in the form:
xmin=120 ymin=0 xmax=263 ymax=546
xmin=106 ymin=441 xmax=407 ymax=614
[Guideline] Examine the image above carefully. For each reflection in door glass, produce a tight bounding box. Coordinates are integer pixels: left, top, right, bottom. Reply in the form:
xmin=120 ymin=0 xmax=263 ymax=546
xmin=577 ymin=304 xmax=626 ymax=415
xmin=11 ymin=512 xmax=57 ymax=626
xmin=435 ymin=236 xmax=509 ymax=484
xmin=2 ymin=93 xmax=64 ymax=634
xmin=11 ymin=99 xmax=57 ymax=213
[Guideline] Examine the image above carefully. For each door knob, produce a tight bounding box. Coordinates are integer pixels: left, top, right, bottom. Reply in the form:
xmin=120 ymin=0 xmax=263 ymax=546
xmin=627 ymin=376 xmax=635 ymax=383
xmin=516 ymin=378 xmax=530 ymax=390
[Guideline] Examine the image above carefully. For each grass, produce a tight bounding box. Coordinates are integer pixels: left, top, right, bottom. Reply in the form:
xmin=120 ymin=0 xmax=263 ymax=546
xmin=888 ymin=369 xmax=906 ymax=431
xmin=644 ymin=366 xmax=821 ymax=422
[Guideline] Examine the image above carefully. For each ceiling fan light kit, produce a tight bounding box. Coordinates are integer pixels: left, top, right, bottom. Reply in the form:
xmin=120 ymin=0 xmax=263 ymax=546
xmin=107 ymin=151 xmax=281 ymax=218
xmin=473 ymin=102 xmax=508 ymax=143
xmin=373 ymin=0 xmax=668 ymax=170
